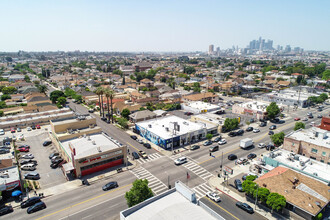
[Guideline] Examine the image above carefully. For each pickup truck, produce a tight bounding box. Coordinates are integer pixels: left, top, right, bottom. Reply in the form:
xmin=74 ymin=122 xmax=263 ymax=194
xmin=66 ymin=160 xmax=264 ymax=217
xmin=138 ymin=150 xmax=148 ymax=159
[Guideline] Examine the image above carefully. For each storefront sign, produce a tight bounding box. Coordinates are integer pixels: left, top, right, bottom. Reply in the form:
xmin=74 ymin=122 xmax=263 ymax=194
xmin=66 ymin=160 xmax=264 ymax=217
xmin=5 ymin=180 xmax=20 ymax=191
xmin=78 ymin=150 xmax=123 ymax=163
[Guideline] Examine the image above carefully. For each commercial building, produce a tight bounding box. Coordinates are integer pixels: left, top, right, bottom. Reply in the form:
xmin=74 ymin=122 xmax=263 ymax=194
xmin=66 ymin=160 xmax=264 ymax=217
xmin=0 ymin=166 xmax=21 ymax=199
xmin=319 ymin=117 xmax=330 ymax=131
xmin=283 ymin=127 xmax=330 ymax=164
xmin=50 ymin=116 xmax=127 ymax=177
xmin=120 ymin=181 xmax=221 ymax=220
xmin=232 ymin=101 xmax=268 ymax=120
xmin=190 ymin=113 xmax=225 ymax=134
xmin=135 ymin=115 xmax=217 ymax=150
xmin=181 ymin=101 xmax=221 ymax=114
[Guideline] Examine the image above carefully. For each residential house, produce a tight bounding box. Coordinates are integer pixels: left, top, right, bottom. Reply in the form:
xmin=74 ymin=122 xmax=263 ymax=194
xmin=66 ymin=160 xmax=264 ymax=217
xmin=8 ymin=74 xmax=25 ymax=82
xmin=135 ymin=97 xmax=159 ymax=106
xmin=139 ymin=79 xmax=154 ymax=88
xmin=182 ymin=92 xmax=219 ymax=104
xmin=129 ymin=110 xmax=157 ymax=123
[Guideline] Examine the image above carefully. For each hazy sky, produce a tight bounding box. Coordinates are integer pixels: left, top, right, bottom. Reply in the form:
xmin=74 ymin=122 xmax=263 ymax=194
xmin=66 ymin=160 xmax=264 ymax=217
xmin=1 ymin=0 xmax=329 ymax=52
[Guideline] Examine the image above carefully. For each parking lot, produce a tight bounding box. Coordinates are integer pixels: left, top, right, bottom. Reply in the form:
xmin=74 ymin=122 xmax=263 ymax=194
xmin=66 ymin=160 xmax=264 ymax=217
xmin=15 ymin=127 xmax=66 ymax=189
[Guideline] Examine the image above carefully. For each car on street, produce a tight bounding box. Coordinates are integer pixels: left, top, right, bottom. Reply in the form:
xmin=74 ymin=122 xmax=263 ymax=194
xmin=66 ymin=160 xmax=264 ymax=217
xmin=136 ymin=139 xmax=144 ymax=144
xmin=88 ymin=109 xmax=95 ymax=113
xmin=102 ymin=181 xmax=118 ymax=191
xmin=236 ymin=202 xmax=254 ymax=214
xmin=24 ymin=172 xmax=40 ymax=180
xmin=228 ymin=131 xmax=237 ymax=137
xmin=19 ymin=147 xmax=29 ymax=152
xmin=138 ymin=150 xmax=148 ymax=159
xmin=259 ymin=122 xmax=267 ymax=127
xmin=10 ymin=127 xmax=16 ymax=133
xmin=245 ymin=127 xmax=253 ymax=132
xmin=0 ymin=149 xmax=10 ymax=154
xmin=234 ymin=179 xmax=243 ymax=192
xmin=130 ymin=135 xmax=137 ymax=140
xmin=184 ymin=112 xmax=193 ymax=116
xmin=209 ymin=145 xmax=219 ymax=152
xmin=27 ymin=127 xmax=32 ymax=131
xmin=247 ymin=153 xmax=257 ymax=160
xmin=218 ymin=139 xmax=227 ymax=145
xmin=0 ymin=129 xmax=4 ymax=135
xmin=190 ymin=145 xmax=200 ymax=151
xmin=258 ymin=143 xmax=265 ymax=148
xmin=27 ymin=201 xmax=46 ymax=214
xmin=17 ymin=127 xmax=21 ymax=132
xmin=31 ymin=125 xmax=36 ymax=130
xmin=268 ymin=131 xmax=274 ymax=135
xmin=237 ymin=158 xmax=248 ymax=165
xmin=294 ymin=117 xmax=301 ymax=121
xmin=318 ymin=108 xmax=322 ymax=112
xmin=302 ymin=117 xmax=308 ymax=121
xmin=308 ymin=115 xmax=314 ymax=119
xmin=206 ymin=192 xmax=221 ymax=202
xmin=213 ymin=136 xmax=222 ymax=142
xmin=132 ymin=152 xmax=140 ymax=159
xmin=317 ymin=115 xmax=322 ymax=118
xmin=0 ymin=205 xmax=13 ymax=216
xmin=22 ymin=154 xmax=34 ymax=159
xmin=266 ymin=144 xmax=275 ymax=151
xmin=21 ymin=196 xmax=41 ymax=208
xmin=174 ymin=157 xmax=187 ymax=165
xmin=253 ymin=128 xmax=260 ymax=133
xmin=143 ymin=143 xmax=151 ymax=149
xmin=236 ymin=129 xmax=244 ymax=135
xmin=203 ymin=140 xmax=213 ymax=146
xmin=49 ymin=152 xmax=59 ymax=159
xmin=50 ymin=160 xmax=63 ymax=169
xmin=228 ymin=154 xmax=237 ymax=160
xmin=270 ymin=118 xmax=280 ymax=123
xmin=269 ymin=125 xmax=276 ymax=130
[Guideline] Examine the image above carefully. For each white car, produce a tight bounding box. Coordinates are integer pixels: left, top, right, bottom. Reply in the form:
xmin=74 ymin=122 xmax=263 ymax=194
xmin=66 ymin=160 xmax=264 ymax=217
xmin=22 ymin=154 xmax=34 ymax=159
xmin=174 ymin=157 xmax=187 ymax=165
xmin=206 ymin=192 xmax=221 ymax=202
xmin=218 ymin=139 xmax=227 ymax=145
xmin=258 ymin=143 xmax=265 ymax=148
xmin=253 ymin=128 xmax=260 ymax=133
xmin=0 ymin=129 xmax=5 ymax=135
xmin=27 ymin=127 xmax=32 ymax=131
xmin=302 ymin=118 xmax=308 ymax=121
xmin=137 ymin=139 xmax=144 ymax=144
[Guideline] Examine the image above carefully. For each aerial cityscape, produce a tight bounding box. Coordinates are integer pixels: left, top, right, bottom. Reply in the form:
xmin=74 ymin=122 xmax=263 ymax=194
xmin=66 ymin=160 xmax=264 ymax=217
xmin=0 ymin=1 xmax=329 ymax=220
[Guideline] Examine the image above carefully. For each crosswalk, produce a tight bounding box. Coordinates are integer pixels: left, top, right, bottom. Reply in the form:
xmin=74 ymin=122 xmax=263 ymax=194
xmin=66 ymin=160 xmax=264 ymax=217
xmin=193 ymin=182 xmax=214 ymax=200
xmin=170 ymin=154 xmax=214 ymax=181
xmin=130 ymin=166 xmax=168 ymax=195
xmin=136 ymin=153 xmax=163 ymax=164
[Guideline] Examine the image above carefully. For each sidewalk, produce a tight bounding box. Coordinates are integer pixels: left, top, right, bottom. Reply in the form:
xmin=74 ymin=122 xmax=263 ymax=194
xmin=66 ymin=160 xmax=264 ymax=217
xmin=208 ymin=165 xmax=286 ymax=220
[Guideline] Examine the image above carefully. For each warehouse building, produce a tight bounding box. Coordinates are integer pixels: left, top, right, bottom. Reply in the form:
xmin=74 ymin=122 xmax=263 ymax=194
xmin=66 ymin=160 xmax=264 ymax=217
xmin=181 ymin=101 xmax=221 ymax=114
xmin=232 ymin=101 xmax=268 ymax=120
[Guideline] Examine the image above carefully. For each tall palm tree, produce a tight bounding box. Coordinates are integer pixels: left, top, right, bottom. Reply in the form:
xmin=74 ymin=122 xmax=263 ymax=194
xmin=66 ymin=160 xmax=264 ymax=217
xmin=104 ymin=89 xmax=111 ymax=123
xmin=95 ymin=87 xmax=104 ymax=117
xmin=106 ymin=89 xmax=115 ymax=123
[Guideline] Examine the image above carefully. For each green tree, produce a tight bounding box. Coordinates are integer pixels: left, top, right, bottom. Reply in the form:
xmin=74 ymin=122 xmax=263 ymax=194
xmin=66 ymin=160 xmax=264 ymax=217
xmin=74 ymin=95 xmax=82 ymax=103
xmin=24 ymin=75 xmax=31 ymax=82
xmin=113 ymin=69 xmax=123 ymax=76
xmin=319 ymin=93 xmax=328 ymax=102
xmin=266 ymin=192 xmax=286 ymax=212
xmin=64 ymin=88 xmax=77 ymax=98
xmin=246 ymin=175 xmax=257 ymax=181
xmin=0 ymin=101 xmax=7 ymax=109
xmin=117 ymin=117 xmax=128 ymax=129
xmin=322 ymin=70 xmax=330 ymax=80
xmin=206 ymin=61 xmax=213 ymax=68
xmin=242 ymin=180 xmax=257 ymax=195
xmin=1 ymin=94 xmax=11 ymax=101
xmin=270 ymin=132 xmax=285 ymax=146
xmin=183 ymin=66 xmax=196 ymax=74
xmin=0 ymin=110 xmax=3 ymax=116
xmin=50 ymin=90 xmax=65 ymax=103
xmin=125 ymin=179 xmax=153 ymax=207
xmin=223 ymin=118 xmax=239 ymax=131
xmin=266 ymin=102 xmax=280 ymax=119
xmin=294 ymin=122 xmax=305 ymax=131
xmin=254 ymin=187 xmax=270 ymax=203
xmin=2 ymin=86 xmax=17 ymax=95
xmin=37 ymin=85 xmax=48 ymax=94
xmin=57 ymin=97 xmax=67 ymax=106
xmin=121 ymin=108 xmax=130 ymax=119
xmin=206 ymin=133 xmax=213 ymax=140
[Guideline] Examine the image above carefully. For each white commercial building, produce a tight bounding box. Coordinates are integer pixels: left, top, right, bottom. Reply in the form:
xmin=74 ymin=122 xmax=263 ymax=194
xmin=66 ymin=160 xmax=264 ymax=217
xmin=181 ymin=101 xmax=221 ymax=114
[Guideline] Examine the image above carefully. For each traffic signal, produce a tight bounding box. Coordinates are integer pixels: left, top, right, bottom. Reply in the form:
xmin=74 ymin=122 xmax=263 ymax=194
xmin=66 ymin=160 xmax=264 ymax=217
xmin=209 ymin=152 xmax=212 ymax=156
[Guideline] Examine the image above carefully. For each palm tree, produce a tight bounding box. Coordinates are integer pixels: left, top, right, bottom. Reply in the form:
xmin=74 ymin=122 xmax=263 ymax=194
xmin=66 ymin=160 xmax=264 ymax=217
xmin=95 ymin=87 xmax=104 ymax=117
xmin=107 ymin=89 xmax=115 ymax=123
xmin=104 ymin=89 xmax=111 ymax=123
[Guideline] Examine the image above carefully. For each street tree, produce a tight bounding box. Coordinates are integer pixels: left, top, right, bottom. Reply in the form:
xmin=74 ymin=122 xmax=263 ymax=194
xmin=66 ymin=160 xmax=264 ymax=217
xmin=206 ymin=133 xmax=213 ymax=140
xmin=242 ymin=180 xmax=257 ymax=195
xmin=121 ymin=108 xmax=130 ymax=119
xmin=95 ymin=87 xmax=104 ymax=118
xmin=223 ymin=118 xmax=239 ymax=131
xmin=266 ymin=192 xmax=286 ymax=212
xmin=322 ymin=69 xmax=330 ymax=80
xmin=294 ymin=122 xmax=305 ymax=131
xmin=319 ymin=93 xmax=328 ymax=101
xmin=2 ymin=86 xmax=17 ymax=95
xmin=266 ymin=102 xmax=280 ymax=119
xmin=270 ymin=132 xmax=285 ymax=146
xmin=57 ymin=97 xmax=67 ymax=106
xmin=37 ymin=85 xmax=48 ymax=94
xmin=254 ymin=187 xmax=270 ymax=203
xmin=50 ymin=90 xmax=65 ymax=103
xmin=183 ymin=66 xmax=196 ymax=75
xmin=1 ymin=94 xmax=11 ymax=101
xmin=125 ymin=179 xmax=153 ymax=207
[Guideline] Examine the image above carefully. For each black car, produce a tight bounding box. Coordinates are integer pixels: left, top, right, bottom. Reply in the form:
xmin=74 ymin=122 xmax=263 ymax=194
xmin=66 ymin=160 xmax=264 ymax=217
xmin=20 ymin=159 xmax=38 ymax=165
xmin=51 ymin=157 xmax=62 ymax=163
xmin=236 ymin=202 xmax=254 ymax=214
xmin=266 ymin=144 xmax=275 ymax=151
xmin=259 ymin=122 xmax=267 ymax=127
xmin=269 ymin=125 xmax=276 ymax=130
xmin=130 ymin=135 xmax=137 ymax=140
xmin=0 ymin=149 xmax=10 ymax=154
xmin=132 ymin=152 xmax=140 ymax=159
xmin=31 ymin=125 xmax=36 ymax=130
xmin=268 ymin=131 xmax=274 ymax=135
xmin=270 ymin=118 xmax=280 ymax=123
xmin=228 ymin=131 xmax=237 ymax=137
xmin=236 ymin=129 xmax=244 ymax=135
xmin=24 ymin=172 xmax=40 ymax=180
xmin=102 ymin=181 xmax=118 ymax=191
xmin=234 ymin=179 xmax=243 ymax=192
xmin=50 ymin=159 xmax=63 ymax=168
xmin=0 ymin=205 xmax=13 ymax=216
xmin=228 ymin=154 xmax=237 ymax=160
xmin=49 ymin=152 xmax=59 ymax=159
xmin=143 ymin=143 xmax=151 ymax=149
xmin=88 ymin=109 xmax=95 ymax=113
xmin=101 ymin=117 xmax=107 ymax=121
xmin=43 ymin=141 xmax=52 ymax=146
xmin=190 ymin=145 xmax=200 ymax=151
xmin=247 ymin=153 xmax=257 ymax=160
xmin=27 ymin=201 xmax=46 ymax=214
xmin=21 ymin=197 xmax=41 ymax=208
xmin=246 ymin=127 xmax=253 ymax=132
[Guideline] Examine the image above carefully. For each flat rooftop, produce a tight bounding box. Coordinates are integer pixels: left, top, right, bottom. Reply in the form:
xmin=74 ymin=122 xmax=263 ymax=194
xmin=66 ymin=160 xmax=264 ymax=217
xmin=183 ymin=101 xmax=220 ymax=111
xmin=0 ymin=166 xmax=20 ymax=186
xmin=51 ymin=115 xmax=94 ymax=126
xmin=61 ymin=133 xmax=121 ymax=160
xmin=264 ymin=90 xmax=312 ymax=101
xmin=136 ymin=115 xmax=206 ymax=139
xmin=125 ymin=191 xmax=216 ymax=220
xmin=237 ymin=101 xmax=268 ymax=112
xmin=192 ymin=112 xmax=225 ymax=125
xmin=285 ymin=127 xmax=330 ymax=148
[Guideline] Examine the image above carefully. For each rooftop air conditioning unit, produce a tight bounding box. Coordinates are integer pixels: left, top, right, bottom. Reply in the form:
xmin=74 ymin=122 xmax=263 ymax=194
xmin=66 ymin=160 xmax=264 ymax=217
xmin=148 ymin=124 xmax=152 ymax=128
xmin=93 ymin=141 xmax=96 ymax=145
xmin=84 ymin=134 xmax=87 ymax=138
xmin=165 ymin=127 xmax=169 ymax=131
xmin=87 ymin=136 xmax=91 ymax=141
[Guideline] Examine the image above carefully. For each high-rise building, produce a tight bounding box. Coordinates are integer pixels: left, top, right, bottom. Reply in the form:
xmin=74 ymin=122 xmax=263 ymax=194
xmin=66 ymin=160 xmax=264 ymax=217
xmin=285 ymin=45 xmax=291 ymax=53
xmin=216 ymin=47 xmax=220 ymax=56
xmin=208 ymin=45 xmax=214 ymax=55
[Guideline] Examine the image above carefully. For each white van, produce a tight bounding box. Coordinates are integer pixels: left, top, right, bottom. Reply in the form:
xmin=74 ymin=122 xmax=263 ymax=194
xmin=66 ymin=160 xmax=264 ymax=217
xmin=21 ymin=164 xmax=36 ymax=171
xmin=0 ymin=129 xmax=4 ymax=135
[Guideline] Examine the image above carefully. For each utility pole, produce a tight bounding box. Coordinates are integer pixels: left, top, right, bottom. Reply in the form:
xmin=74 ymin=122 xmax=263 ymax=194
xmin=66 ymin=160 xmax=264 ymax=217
xmin=255 ymin=185 xmax=259 ymax=209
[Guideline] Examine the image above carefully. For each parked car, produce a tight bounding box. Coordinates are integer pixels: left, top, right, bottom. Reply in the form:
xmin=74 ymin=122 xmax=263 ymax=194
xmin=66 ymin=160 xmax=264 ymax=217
xmin=0 ymin=129 xmax=4 ymax=135
xmin=294 ymin=117 xmax=300 ymax=121
xmin=27 ymin=127 xmax=32 ymax=131
xmin=236 ymin=202 xmax=254 ymax=214
xmin=50 ymin=160 xmax=63 ymax=169
xmin=21 ymin=164 xmax=36 ymax=171
xmin=246 ymin=127 xmax=253 ymax=132
xmin=43 ymin=141 xmax=52 ymax=146
xmin=258 ymin=143 xmax=265 ymax=148
xmin=269 ymin=125 xmax=276 ymax=130
xmin=237 ymin=158 xmax=248 ymax=165
xmin=213 ymin=136 xmax=222 ymax=142
xmin=27 ymin=201 xmax=46 ymax=214
xmin=21 ymin=196 xmax=41 ymax=208
xmin=19 ymin=144 xmax=30 ymax=149
xmin=268 ymin=131 xmax=274 ymax=135
xmin=31 ymin=125 xmax=36 ymax=130
xmin=236 ymin=129 xmax=244 ymax=135
xmin=102 ymin=181 xmax=118 ymax=191
xmin=36 ymin=125 xmax=41 ymax=129
xmin=174 ymin=157 xmax=187 ymax=165
xmin=266 ymin=144 xmax=275 ymax=151
xmin=228 ymin=154 xmax=237 ymax=160
xmin=206 ymin=192 xmax=221 ymax=202
xmin=228 ymin=131 xmax=237 ymax=137
xmin=22 ymin=154 xmax=34 ymax=159
xmin=24 ymin=172 xmax=40 ymax=180
xmin=259 ymin=122 xmax=267 ymax=127
xmin=247 ymin=153 xmax=257 ymax=160
xmin=136 ymin=139 xmax=144 ymax=144
xmin=132 ymin=152 xmax=140 ymax=159
xmin=0 ymin=205 xmax=13 ymax=216
xmin=0 ymin=149 xmax=10 ymax=154
xmin=209 ymin=145 xmax=219 ymax=152
xmin=317 ymin=115 xmax=323 ymax=118
xmin=190 ymin=145 xmax=200 ymax=151
xmin=203 ymin=140 xmax=213 ymax=146
xmin=302 ymin=117 xmax=308 ymax=121
xmin=253 ymin=128 xmax=260 ymax=133
xmin=130 ymin=135 xmax=137 ymax=140
xmin=234 ymin=179 xmax=243 ymax=192
xmin=51 ymin=156 xmax=62 ymax=163
xmin=88 ymin=109 xmax=95 ymax=113
xmin=218 ymin=139 xmax=227 ymax=145
xmin=20 ymin=159 xmax=38 ymax=165
xmin=10 ymin=127 xmax=16 ymax=133
xmin=143 ymin=143 xmax=151 ymax=149
xmin=49 ymin=152 xmax=59 ymax=159
xmin=19 ymin=147 xmax=29 ymax=152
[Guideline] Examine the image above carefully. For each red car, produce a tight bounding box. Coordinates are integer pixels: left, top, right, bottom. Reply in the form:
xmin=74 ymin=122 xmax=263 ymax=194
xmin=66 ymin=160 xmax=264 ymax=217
xmin=19 ymin=145 xmax=30 ymax=149
xmin=294 ymin=117 xmax=300 ymax=121
xmin=11 ymin=127 xmax=16 ymax=133
xmin=19 ymin=147 xmax=29 ymax=152
xmin=36 ymin=125 xmax=41 ymax=129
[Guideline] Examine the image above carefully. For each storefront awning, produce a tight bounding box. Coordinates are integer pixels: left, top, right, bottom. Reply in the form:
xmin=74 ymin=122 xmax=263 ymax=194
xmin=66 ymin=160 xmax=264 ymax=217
xmin=62 ymin=163 xmax=75 ymax=173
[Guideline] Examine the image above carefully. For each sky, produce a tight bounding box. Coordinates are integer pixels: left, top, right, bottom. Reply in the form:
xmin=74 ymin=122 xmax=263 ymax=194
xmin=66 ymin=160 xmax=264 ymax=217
xmin=0 ymin=0 xmax=329 ymax=52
